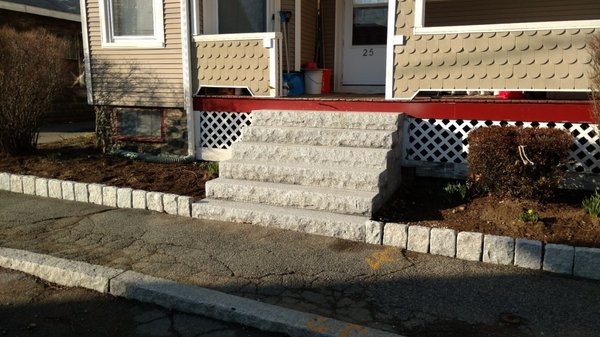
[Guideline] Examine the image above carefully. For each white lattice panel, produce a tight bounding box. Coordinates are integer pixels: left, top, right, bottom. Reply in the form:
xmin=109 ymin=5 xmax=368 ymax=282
xmin=199 ymin=111 xmax=252 ymax=149
xmin=406 ymin=118 xmax=600 ymax=174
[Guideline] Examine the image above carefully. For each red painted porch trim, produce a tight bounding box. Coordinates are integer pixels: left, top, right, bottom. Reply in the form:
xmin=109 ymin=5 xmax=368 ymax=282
xmin=194 ymin=97 xmax=595 ymax=123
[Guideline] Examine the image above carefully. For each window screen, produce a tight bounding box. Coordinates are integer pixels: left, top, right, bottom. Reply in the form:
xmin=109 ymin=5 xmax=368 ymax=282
xmin=111 ymin=0 xmax=154 ymax=36
xmin=218 ymin=0 xmax=267 ymax=34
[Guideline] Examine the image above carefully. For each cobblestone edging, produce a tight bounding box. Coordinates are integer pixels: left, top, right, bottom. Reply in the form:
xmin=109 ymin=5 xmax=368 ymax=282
xmin=2 ymin=172 xmax=599 ymax=281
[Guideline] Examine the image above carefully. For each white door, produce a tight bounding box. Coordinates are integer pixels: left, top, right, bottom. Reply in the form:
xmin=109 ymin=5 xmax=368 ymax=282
xmin=341 ymin=0 xmax=387 ymax=93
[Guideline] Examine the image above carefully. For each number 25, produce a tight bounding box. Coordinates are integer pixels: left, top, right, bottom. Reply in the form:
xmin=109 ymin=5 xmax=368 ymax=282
xmin=362 ymin=48 xmax=374 ymax=56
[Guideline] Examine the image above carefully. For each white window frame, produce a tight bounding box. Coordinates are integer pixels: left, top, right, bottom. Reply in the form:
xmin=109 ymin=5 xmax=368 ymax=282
xmin=413 ymin=0 xmax=600 ymax=35
xmin=199 ymin=0 xmax=279 ymax=36
xmin=98 ymin=0 xmax=165 ymax=48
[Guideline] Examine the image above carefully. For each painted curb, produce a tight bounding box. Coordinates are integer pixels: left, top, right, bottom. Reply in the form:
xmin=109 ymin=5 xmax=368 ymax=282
xmin=1 ymin=172 xmax=599 ymax=281
xmin=0 ymin=247 xmax=403 ymax=337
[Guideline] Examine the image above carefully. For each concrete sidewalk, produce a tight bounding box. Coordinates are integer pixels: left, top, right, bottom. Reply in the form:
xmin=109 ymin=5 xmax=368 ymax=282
xmin=0 ymin=191 xmax=599 ymax=337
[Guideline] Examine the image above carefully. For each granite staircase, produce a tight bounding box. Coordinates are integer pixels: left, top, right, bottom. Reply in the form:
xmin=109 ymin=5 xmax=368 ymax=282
xmin=193 ymin=110 xmax=404 ymax=242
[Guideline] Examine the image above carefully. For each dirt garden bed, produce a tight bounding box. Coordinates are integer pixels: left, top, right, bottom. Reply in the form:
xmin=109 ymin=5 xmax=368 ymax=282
xmin=376 ymin=177 xmax=600 ymax=248
xmin=0 ymin=136 xmax=214 ymax=199
xmin=1 ymin=136 xmax=598 ymax=248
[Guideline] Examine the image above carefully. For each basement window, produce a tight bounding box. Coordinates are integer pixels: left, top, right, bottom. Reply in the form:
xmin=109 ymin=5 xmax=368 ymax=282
xmin=114 ymin=108 xmax=164 ymax=141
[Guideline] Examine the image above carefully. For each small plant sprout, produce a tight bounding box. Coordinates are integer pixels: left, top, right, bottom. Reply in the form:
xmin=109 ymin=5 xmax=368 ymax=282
xmin=443 ymin=182 xmax=469 ymax=202
xmin=519 ymin=209 xmax=540 ymax=223
xmin=582 ymin=192 xmax=600 ymax=217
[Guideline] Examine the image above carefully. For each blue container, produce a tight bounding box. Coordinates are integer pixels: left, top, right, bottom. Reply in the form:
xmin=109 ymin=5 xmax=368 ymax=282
xmin=282 ymin=72 xmax=304 ymax=95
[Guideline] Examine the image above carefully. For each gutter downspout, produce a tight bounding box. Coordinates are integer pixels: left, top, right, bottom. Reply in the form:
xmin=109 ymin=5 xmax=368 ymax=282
xmin=181 ymin=0 xmax=196 ymax=159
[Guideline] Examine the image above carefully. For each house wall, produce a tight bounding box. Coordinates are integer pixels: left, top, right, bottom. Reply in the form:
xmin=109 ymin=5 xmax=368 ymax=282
xmin=281 ymin=0 xmax=296 ymax=71
xmin=301 ymin=0 xmax=317 ymax=67
xmin=84 ymin=0 xmax=184 ymax=107
xmin=392 ymin=0 xmax=598 ymax=99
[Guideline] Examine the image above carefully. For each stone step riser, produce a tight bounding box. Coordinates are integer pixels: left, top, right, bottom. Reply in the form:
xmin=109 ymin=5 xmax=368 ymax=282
xmin=242 ymin=127 xmax=398 ymax=149
xmin=205 ymin=179 xmax=380 ymax=216
xmin=191 ymin=199 xmax=369 ymax=242
xmin=231 ymin=143 xmax=392 ymax=169
xmin=251 ymin=110 xmax=403 ymax=131
xmin=219 ymin=161 xmax=383 ymax=192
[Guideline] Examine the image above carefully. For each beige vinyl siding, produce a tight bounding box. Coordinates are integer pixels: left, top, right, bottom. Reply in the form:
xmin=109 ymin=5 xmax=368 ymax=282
xmin=301 ymin=0 xmax=317 ymax=66
xmin=392 ymin=0 xmax=596 ymax=99
xmin=426 ymin=0 xmax=600 ymax=27
xmin=86 ymin=0 xmax=184 ymax=107
xmin=281 ymin=0 xmax=296 ymax=71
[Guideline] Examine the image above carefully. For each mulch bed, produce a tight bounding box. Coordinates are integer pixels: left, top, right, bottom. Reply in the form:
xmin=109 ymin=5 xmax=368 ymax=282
xmin=0 ymin=136 xmax=213 ymax=200
xmin=376 ymin=176 xmax=600 ymax=248
xmin=2 ymin=137 xmax=599 ymax=248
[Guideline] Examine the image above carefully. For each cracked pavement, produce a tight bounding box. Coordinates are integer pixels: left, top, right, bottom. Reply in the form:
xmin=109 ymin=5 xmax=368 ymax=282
xmin=0 ymin=267 xmax=286 ymax=337
xmin=1 ymin=191 xmax=600 ymax=336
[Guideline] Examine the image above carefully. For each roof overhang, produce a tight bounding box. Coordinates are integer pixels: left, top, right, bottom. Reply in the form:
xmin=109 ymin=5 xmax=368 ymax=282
xmin=0 ymin=1 xmax=80 ymax=22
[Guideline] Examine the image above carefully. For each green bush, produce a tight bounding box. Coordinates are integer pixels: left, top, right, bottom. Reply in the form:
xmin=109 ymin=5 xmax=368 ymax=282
xmin=582 ymin=192 xmax=600 ymax=217
xmin=467 ymin=126 xmax=572 ymax=200
xmin=0 ymin=27 xmax=67 ymax=154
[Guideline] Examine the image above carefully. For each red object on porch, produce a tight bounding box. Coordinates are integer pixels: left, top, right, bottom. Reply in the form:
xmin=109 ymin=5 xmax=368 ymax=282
xmin=321 ymin=68 xmax=332 ymax=94
xmin=498 ymin=91 xmax=525 ymax=99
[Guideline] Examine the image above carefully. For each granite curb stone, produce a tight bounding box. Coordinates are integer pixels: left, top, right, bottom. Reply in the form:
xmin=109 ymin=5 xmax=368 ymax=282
xmin=574 ymin=247 xmax=600 ymax=280
xmin=35 ymin=177 xmax=49 ymax=197
xmin=88 ymin=183 xmax=104 ymax=205
xmin=74 ymin=182 xmax=89 ymax=203
xmin=514 ymin=239 xmax=543 ymax=270
xmin=163 ymin=194 xmax=179 ymax=215
xmin=382 ymin=223 xmax=408 ymax=249
xmin=0 ymin=247 xmax=123 ymax=293
xmin=147 ymin=192 xmax=164 ymax=213
xmin=22 ymin=176 xmax=36 ymax=195
xmin=62 ymin=181 xmax=76 ymax=201
xmin=430 ymin=228 xmax=457 ymax=257
xmin=456 ymin=231 xmax=483 ymax=261
xmin=365 ymin=220 xmax=384 ymax=245
xmin=407 ymin=225 xmax=430 ymax=253
xmin=48 ymin=179 xmax=62 ymax=199
xmin=117 ymin=188 xmax=133 ymax=209
xmin=177 ymin=196 xmax=192 ymax=217
xmin=483 ymin=235 xmax=515 ymax=265
xmin=132 ymin=190 xmax=147 ymax=210
xmin=102 ymin=186 xmax=118 ymax=207
xmin=0 ymin=172 xmax=10 ymax=191
xmin=10 ymin=174 xmax=23 ymax=193
xmin=543 ymin=244 xmax=574 ymax=275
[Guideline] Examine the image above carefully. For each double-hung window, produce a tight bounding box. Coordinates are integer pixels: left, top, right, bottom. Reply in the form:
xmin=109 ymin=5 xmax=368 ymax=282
xmin=201 ymin=0 xmax=274 ymax=35
xmin=100 ymin=0 xmax=165 ymax=48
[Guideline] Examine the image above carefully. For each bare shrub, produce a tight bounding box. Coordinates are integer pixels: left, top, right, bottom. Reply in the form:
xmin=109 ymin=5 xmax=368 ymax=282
xmin=468 ymin=126 xmax=572 ymax=200
xmin=0 ymin=27 xmax=67 ymax=154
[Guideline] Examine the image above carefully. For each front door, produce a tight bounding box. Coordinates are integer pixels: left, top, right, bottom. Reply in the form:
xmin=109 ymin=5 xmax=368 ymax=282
xmin=341 ymin=0 xmax=387 ymax=93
